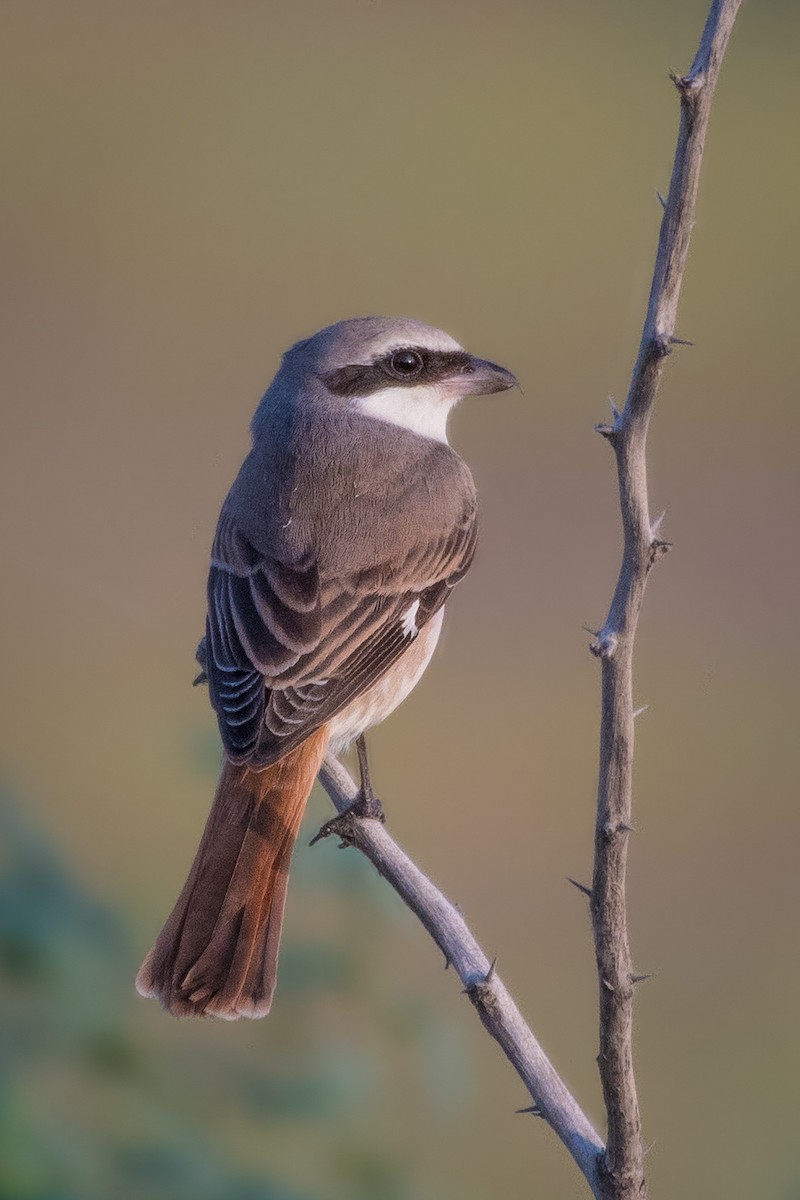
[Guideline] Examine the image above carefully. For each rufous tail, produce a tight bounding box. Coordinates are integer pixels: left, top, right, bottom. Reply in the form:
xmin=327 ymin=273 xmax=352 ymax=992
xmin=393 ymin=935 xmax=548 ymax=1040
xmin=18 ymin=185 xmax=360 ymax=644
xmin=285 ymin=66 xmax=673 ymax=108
xmin=136 ymin=726 xmax=329 ymax=1019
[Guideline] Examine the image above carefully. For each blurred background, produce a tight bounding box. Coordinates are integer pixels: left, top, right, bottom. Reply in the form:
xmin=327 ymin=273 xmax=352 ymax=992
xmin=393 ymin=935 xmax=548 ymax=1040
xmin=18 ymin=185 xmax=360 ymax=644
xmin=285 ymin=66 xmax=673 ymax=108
xmin=1 ymin=1 xmax=798 ymax=1197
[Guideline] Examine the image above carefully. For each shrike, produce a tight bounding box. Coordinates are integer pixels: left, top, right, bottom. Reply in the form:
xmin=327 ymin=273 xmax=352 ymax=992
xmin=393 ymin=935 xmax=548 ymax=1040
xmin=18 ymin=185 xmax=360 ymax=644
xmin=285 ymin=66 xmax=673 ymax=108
xmin=136 ymin=316 xmax=516 ymax=1019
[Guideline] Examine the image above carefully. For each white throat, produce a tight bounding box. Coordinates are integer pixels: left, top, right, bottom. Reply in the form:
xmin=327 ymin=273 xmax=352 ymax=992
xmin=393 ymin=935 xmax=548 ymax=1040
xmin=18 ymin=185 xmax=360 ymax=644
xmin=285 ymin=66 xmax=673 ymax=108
xmin=356 ymin=384 xmax=456 ymax=444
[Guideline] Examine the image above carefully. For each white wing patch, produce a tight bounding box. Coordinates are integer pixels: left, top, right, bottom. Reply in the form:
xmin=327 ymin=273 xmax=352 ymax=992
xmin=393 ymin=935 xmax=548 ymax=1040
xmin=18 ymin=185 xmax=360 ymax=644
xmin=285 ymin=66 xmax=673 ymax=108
xmin=401 ymin=599 xmax=420 ymax=638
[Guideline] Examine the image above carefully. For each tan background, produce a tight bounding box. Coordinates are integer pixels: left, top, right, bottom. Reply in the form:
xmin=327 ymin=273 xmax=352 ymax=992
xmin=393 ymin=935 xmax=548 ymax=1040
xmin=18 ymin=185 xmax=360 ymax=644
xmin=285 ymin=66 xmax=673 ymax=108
xmin=1 ymin=2 xmax=798 ymax=1198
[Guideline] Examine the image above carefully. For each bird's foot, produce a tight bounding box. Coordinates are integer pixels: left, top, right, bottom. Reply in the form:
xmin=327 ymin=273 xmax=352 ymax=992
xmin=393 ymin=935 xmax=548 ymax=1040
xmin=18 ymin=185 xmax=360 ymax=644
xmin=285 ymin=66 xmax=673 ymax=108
xmin=310 ymin=734 xmax=385 ymax=847
xmin=309 ymin=791 xmax=385 ymax=848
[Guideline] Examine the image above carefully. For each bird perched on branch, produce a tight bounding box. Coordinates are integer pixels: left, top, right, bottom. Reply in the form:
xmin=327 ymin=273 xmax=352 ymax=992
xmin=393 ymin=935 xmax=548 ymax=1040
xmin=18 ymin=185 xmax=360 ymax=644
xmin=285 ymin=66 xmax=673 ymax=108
xmin=136 ymin=316 xmax=516 ymax=1019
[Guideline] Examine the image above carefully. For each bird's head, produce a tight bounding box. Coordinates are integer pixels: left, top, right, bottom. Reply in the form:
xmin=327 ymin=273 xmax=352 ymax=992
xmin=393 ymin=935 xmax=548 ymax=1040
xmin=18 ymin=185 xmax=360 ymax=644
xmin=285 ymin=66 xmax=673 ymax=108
xmin=267 ymin=316 xmax=517 ymax=444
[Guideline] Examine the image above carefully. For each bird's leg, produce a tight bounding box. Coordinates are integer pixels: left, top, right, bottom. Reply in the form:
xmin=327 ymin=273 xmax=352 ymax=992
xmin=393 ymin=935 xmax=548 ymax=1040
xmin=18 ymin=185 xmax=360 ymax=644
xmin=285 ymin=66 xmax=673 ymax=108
xmin=309 ymin=735 xmax=385 ymax=847
xmin=354 ymin=734 xmax=385 ymax=822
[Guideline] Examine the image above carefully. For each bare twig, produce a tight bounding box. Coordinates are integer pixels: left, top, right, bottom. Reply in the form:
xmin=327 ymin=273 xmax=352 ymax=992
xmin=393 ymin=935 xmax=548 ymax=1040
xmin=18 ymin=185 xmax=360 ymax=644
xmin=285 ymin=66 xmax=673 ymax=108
xmin=317 ymin=756 xmax=606 ymax=1197
xmin=589 ymin=3 xmax=742 ymax=1197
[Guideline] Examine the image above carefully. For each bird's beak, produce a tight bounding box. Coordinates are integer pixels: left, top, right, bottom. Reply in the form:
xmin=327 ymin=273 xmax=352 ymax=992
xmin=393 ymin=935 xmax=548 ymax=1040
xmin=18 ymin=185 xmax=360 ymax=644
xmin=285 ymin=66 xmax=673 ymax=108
xmin=455 ymin=356 xmax=518 ymax=397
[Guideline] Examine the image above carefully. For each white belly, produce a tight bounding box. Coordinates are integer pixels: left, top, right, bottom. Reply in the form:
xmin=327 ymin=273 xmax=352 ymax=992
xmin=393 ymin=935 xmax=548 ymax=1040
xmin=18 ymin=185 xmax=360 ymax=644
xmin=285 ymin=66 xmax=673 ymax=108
xmin=326 ymin=608 xmax=444 ymax=756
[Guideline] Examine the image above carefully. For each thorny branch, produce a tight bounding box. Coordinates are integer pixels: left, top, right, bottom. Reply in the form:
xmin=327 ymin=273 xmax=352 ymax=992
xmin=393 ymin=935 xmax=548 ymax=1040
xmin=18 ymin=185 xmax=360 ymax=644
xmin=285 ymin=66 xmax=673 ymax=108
xmin=316 ymin=3 xmax=743 ymax=1196
xmin=588 ymin=2 xmax=742 ymax=1197
xmin=318 ymin=756 xmax=606 ymax=1194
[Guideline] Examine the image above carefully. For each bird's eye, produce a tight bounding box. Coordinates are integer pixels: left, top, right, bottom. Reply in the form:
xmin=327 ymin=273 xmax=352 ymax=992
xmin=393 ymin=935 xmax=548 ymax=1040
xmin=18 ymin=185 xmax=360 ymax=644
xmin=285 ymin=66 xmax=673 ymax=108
xmin=387 ymin=349 xmax=424 ymax=377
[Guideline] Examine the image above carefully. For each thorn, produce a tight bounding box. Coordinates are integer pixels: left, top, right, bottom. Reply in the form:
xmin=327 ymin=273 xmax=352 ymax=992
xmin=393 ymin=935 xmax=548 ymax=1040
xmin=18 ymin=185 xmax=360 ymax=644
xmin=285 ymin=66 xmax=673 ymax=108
xmin=652 ymin=332 xmax=672 ymax=359
xmin=516 ymin=1104 xmax=544 ymax=1117
xmin=670 ymin=335 xmax=694 ymax=347
xmin=596 ymin=392 xmax=625 ymax=436
xmin=443 ymin=952 xmax=451 ymax=971
xmin=619 ymin=823 xmax=635 ymax=834
xmin=192 ymin=671 xmax=208 ymax=687
xmin=649 ymin=539 xmax=673 ymax=566
xmin=644 ymin=1137 xmax=658 ymax=1157
xmin=670 ymin=69 xmax=703 ymax=102
xmin=632 ymin=704 xmax=649 ymax=719
xmin=567 ymin=877 xmax=593 ymax=899
xmin=656 ymin=190 xmax=667 ymax=210
xmin=631 ymin=972 xmax=655 ymax=985
xmin=602 ymin=978 xmax=615 ymax=993
xmin=462 ymin=960 xmax=497 ymax=999
xmin=649 ymin=510 xmax=667 ymax=539
xmin=582 ymin=624 xmax=600 ymax=638
xmin=589 ymin=631 xmax=617 ymax=659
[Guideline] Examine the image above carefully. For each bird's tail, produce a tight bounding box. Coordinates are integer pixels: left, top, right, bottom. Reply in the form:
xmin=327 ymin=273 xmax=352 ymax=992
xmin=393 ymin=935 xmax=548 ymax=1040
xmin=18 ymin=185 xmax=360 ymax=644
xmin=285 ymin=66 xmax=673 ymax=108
xmin=136 ymin=726 xmax=329 ymax=1019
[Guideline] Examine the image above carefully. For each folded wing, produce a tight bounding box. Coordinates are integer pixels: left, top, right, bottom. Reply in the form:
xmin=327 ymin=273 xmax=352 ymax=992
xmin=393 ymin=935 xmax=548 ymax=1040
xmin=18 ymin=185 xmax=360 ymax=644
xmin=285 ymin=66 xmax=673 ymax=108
xmin=205 ymin=494 xmax=477 ymax=766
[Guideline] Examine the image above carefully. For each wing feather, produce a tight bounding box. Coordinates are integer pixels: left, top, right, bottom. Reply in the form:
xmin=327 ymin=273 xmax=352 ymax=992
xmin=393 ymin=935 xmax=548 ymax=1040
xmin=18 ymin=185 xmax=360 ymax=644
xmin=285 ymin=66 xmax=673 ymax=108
xmin=205 ymin=471 xmax=477 ymax=765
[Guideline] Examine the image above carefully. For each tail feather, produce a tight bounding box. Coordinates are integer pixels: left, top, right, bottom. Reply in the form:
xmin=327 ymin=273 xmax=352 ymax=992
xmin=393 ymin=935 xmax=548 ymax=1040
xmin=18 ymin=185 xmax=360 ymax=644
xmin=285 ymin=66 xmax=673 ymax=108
xmin=136 ymin=727 xmax=328 ymax=1019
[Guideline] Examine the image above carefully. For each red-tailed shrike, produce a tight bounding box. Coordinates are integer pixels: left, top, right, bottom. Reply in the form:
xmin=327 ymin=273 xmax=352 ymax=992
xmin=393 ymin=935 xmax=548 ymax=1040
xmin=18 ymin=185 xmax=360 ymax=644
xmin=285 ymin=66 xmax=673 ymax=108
xmin=136 ymin=317 xmax=516 ymax=1019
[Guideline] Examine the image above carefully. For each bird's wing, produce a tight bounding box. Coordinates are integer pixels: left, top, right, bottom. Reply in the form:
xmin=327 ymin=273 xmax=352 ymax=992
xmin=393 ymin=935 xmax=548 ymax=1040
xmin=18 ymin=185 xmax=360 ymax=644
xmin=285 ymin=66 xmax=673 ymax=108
xmin=204 ymin=499 xmax=477 ymax=765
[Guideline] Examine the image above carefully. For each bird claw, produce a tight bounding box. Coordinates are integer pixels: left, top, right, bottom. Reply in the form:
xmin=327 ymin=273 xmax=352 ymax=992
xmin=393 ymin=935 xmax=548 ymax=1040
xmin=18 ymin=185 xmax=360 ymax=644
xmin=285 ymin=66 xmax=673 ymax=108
xmin=309 ymin=791 xmax=385 ymax=848
xmin=310 ymin=733 xmax=386 ymax=846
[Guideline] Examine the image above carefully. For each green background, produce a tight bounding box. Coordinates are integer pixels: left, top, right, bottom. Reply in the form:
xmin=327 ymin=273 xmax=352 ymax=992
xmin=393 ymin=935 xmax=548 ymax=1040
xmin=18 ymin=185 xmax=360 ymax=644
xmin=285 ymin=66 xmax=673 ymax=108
xmin=1 ymin=2 xmax=798 ymax=1197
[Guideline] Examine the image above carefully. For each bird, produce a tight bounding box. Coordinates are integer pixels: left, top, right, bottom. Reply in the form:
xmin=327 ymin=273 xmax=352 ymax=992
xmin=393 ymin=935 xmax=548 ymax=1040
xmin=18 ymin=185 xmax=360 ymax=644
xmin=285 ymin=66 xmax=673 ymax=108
xmin=136 ymin=316 xmax=516 ymax=1019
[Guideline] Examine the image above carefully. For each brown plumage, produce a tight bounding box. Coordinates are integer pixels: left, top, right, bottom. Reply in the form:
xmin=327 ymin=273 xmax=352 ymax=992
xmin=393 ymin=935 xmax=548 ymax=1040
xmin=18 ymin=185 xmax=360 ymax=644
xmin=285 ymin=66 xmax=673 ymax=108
xmin=136 ymin=727 xmax=328 ymax=1019
xmin=136 ymin=317 xmax=516 ymax=1019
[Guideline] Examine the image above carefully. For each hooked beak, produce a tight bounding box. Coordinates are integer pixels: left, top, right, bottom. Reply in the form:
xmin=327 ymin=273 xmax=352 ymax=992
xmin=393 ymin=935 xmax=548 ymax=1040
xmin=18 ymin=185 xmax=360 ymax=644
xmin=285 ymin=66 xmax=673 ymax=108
xmin=455 ymin=356 xmax=518 ymax=397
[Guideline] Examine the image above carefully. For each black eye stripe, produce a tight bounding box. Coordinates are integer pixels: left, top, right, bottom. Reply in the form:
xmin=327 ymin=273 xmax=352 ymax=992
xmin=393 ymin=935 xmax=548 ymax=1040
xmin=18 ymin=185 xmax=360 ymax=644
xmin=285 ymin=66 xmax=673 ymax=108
xmin=324 ymin=348 xmax=473 ymax=397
